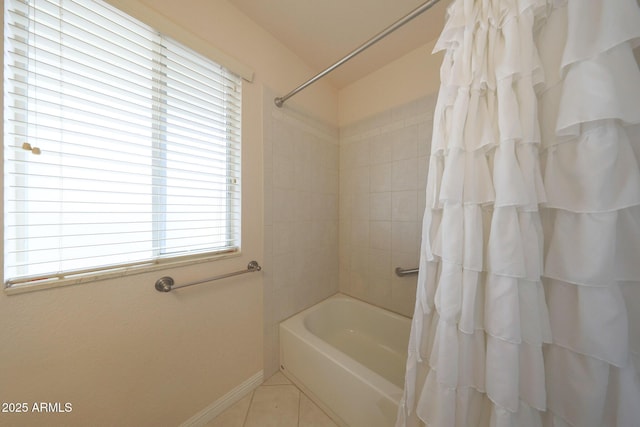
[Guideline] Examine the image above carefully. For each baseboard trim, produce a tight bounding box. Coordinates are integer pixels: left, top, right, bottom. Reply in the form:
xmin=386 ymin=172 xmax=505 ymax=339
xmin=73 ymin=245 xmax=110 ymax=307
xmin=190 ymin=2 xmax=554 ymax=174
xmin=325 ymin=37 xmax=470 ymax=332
xmin=181 ymin=370 xmax=264 ymax=427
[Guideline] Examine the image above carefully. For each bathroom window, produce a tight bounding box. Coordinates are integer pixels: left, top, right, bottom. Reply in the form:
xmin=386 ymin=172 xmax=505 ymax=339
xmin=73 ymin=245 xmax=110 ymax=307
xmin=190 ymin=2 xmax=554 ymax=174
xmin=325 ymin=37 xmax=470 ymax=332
xmin=3 ymin=0 xmax=242 ymax=289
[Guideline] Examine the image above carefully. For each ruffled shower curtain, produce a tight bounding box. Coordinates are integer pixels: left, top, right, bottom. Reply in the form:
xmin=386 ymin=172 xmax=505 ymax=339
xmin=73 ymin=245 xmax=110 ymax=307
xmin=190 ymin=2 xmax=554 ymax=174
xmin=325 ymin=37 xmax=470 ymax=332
xmin=397 ymin=0 xmax=640 ymax=426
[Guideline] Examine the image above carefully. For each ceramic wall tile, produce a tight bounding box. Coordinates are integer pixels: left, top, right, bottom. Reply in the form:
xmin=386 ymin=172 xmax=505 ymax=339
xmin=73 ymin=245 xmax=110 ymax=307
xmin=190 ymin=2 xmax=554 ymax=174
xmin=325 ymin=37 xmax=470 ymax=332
xmin=370 ymin=192 xmax=392 ymax=221
xmin=263 ymin=91 xmax=339 ymax=378
xmin=391 ymin=190 xmax=418 ymax=222
xmin=370 ymin=163 xmax=392 ymax=193
xmin=370 ymin=221 xmax=392 ymax=250
xmin=338 ymin=94 xmax=435 ymax=315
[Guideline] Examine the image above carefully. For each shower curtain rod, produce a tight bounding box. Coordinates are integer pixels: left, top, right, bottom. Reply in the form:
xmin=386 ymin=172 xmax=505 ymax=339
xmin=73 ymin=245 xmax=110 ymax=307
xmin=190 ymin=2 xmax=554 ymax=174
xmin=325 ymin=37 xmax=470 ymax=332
xmin=274 ymin=0 xmax=443 ymax=108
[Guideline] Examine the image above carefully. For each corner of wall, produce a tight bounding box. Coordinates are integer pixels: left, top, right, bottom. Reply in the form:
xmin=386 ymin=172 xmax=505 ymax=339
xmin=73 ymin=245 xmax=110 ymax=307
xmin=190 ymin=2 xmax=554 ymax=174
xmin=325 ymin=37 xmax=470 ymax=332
xmin=337 ymin=38 xmax=442 ymax=128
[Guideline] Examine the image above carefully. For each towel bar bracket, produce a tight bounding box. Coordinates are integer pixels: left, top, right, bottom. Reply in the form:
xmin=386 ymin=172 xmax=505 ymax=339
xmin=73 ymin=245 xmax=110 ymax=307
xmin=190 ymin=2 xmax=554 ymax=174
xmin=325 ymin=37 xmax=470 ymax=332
xmin=155 ymin=276 xmax=175 ymax=292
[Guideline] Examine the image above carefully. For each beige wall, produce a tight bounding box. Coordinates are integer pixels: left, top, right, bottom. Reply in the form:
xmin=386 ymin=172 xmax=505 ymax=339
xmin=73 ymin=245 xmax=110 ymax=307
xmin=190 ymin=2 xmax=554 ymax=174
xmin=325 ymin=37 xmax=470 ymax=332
xmin=0 ymin=1 xmax=338 ymax=426
xmin=0 ymin=0 xmax=444 ymax=423
xmin=139 ymin=0 xmax=338 ymax=126
xmin=338 ymin=39 xmax=443 ymax=127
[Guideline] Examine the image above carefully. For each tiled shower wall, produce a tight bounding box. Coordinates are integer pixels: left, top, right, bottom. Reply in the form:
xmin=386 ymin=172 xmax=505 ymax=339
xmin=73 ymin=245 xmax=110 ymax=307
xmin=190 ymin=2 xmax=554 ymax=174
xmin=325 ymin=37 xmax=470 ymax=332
xmin=338 ymin=94 xmax=436 ymax=316
xmin=263 ymin=91 xmax=340 ymax=377
xmin=263 ymin=92 xmax=436 ymax=376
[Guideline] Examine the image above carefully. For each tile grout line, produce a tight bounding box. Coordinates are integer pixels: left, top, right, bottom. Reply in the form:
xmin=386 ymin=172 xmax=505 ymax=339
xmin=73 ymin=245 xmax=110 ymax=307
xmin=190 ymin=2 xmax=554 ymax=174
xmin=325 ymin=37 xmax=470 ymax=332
xmin=297 ymin=387 xmax=302 ymax=427
xmin=241 ymin=390 xmax=256 ymax=427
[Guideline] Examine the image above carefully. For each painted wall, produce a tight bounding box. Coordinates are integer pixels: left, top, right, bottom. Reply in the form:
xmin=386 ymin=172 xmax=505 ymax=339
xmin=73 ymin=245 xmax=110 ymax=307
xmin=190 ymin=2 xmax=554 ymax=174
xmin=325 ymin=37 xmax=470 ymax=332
xmin=338 ymin=39 xmax=443 ymax=127
xmin=0 ymin=1 xmax=338 ymax=426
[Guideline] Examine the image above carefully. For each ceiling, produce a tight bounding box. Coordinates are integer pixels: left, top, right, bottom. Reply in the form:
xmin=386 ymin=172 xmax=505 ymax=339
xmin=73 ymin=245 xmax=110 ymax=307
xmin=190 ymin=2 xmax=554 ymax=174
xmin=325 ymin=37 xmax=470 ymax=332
xmin=227 ymin=0 xmax=450 ymax=89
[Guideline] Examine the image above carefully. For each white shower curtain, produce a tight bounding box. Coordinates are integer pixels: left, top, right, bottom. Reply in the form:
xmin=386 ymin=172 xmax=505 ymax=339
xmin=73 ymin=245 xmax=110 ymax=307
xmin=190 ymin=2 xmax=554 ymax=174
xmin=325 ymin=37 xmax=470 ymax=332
xmin=397 ymin=0 xmax=640 ymax=426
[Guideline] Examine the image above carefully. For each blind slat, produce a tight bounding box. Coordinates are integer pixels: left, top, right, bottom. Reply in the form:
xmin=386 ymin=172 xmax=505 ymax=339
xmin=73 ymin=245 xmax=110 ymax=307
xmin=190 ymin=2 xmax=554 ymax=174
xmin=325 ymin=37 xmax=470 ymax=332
xmin=4 ymin=0 xmax=242 ymax=286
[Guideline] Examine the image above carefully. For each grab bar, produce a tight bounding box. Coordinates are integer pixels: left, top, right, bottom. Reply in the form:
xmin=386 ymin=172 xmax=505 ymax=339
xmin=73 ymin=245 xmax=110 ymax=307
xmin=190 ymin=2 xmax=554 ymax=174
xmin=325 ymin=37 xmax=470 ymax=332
xmin=395 ymin=267 xmax=419 ymax=277
xmin=155 ymin=260 xmax=262 ymax=292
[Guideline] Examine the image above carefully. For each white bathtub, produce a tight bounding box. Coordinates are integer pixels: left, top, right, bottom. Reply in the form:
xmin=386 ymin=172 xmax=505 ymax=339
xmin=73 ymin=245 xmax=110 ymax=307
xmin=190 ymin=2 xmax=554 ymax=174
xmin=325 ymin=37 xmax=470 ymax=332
xmin=279 ymin=293 xmax=411 ymax=427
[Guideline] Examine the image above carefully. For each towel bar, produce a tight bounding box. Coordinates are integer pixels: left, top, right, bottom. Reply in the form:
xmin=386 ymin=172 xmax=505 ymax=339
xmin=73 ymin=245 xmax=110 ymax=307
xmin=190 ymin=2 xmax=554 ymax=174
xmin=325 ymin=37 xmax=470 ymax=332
xmin=155 ymin=261 xmax=262 ymax=292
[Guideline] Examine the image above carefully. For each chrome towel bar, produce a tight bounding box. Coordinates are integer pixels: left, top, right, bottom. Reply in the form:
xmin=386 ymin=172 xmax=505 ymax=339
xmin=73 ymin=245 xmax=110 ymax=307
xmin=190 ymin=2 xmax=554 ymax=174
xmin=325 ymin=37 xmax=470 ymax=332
xmin=155 ymin=261 xmax=262 ymax=292
xmin=395 ymin=267 xmax=419 ymax=277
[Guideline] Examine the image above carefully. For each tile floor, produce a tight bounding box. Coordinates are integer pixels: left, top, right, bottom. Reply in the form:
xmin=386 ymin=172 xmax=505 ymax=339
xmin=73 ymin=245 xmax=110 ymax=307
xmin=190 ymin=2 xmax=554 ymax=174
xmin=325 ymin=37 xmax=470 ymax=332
xmin=205 ymin=372 xmax=339 ymax=427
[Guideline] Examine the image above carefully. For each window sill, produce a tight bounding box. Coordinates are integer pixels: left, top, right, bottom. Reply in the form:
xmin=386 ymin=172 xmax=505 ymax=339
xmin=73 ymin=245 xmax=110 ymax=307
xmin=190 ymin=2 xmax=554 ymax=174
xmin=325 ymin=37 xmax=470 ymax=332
xmin=4 ymin=250 xmax=242 ymax=296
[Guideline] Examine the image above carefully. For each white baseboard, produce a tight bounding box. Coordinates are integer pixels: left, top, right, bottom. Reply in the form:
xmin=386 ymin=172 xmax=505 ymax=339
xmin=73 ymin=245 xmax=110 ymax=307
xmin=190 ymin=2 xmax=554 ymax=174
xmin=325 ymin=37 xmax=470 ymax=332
xmin=181 ymin=370 xmax=264 ymax=427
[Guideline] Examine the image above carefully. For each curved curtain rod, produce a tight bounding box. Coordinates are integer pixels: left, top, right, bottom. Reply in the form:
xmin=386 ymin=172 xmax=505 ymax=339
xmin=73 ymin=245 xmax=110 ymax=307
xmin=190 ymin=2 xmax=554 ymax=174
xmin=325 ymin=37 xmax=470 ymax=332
xmin=274 ymin=0 xmax=443 ymax=108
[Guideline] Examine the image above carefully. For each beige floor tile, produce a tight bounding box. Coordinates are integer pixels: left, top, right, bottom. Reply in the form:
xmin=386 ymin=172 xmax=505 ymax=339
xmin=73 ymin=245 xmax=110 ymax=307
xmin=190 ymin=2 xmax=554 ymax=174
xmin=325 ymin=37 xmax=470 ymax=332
xmin=298 ymin=393 xmax=339 ymax=427
xmin=204 ymin=392 xmax=253 ymax=427
xmin=244 ymin=384 xmax=300 ymax=427
xmin=262 ymin=371 xmax=293 ymax=386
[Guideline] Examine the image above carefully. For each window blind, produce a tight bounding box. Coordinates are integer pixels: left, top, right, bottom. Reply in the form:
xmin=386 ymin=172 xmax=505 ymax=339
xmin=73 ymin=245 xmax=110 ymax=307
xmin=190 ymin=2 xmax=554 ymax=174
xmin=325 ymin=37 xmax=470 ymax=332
xmin=4 ymin=0 xmax=242 ymax=287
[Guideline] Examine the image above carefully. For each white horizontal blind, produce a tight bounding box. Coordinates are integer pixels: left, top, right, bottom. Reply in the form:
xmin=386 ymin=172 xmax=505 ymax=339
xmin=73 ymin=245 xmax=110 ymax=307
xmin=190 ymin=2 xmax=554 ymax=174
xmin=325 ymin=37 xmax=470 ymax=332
xmin=4 ymin=0 xmax=242 ymax=286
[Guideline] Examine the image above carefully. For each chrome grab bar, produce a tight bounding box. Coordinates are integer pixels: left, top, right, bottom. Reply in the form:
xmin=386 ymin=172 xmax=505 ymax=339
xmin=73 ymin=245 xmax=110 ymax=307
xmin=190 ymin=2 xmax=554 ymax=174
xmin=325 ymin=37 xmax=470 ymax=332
xmin=155 ymin=261 xmax=262 ymax=292
xmin=395 ymin=267 xmax=419 ymax=277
